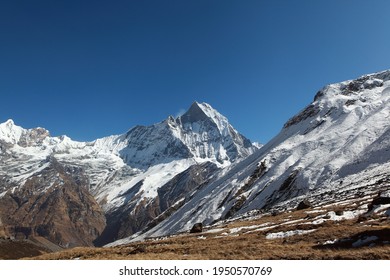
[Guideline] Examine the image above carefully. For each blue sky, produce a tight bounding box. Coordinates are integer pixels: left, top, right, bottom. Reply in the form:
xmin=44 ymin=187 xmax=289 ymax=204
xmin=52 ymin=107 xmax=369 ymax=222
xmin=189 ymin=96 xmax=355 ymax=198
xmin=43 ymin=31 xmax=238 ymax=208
xmin=1 ymin=0 xmax=390 ymax=143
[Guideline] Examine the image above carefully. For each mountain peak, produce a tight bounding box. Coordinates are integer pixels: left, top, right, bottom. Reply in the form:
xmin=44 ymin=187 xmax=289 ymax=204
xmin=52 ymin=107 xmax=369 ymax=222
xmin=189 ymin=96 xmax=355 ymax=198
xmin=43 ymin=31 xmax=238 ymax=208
xmin=0 ymin=119 xmax=24 ymax=144
xmin=179 ymin=101 xmax=210 ymax=124
xmin=178 ymin=102 xmax=231 ymax=134
xmin=4 ymin=119 xmax=15 ymax=126
xmin=0 ymin=119 xmax=17 ymax=130
xmin=0 ymin=120 xmax=51 ymax=147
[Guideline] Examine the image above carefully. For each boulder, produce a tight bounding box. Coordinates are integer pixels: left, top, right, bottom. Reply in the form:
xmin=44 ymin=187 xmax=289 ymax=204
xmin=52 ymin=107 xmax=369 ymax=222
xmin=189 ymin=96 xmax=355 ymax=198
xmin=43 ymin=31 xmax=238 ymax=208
xmin=297 ymin=199 xmax=312 ymax=210
xmin=335 ymin=210 xmax=344 ymax=216
xmin=190 ymin=223 xmax=203 ymax=233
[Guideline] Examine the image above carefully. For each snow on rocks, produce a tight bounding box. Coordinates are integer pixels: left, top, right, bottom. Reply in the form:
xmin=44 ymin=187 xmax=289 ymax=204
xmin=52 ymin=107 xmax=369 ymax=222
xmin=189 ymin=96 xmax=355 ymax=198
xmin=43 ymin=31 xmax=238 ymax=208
xmin=203 ymin=228 xmax=225 ymax=234
xmin=266 ymin=229 xmax=316 ymax=240
xmin=311 ymin=210 xmax=365 ymax=225
xmin=323 ymin=239 xmax=338 ymax=245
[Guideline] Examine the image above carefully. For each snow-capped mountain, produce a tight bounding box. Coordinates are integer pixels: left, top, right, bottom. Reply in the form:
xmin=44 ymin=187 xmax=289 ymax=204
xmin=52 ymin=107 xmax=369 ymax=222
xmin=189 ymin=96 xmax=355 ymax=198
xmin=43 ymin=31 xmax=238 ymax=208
xmin=116 ymin=70 xmax=390 ymax=243
xmin=97 ymin=101 xmax=255 ymax=169
xmin=0 ymin=102 xmax=257 ymax=246
xmin=4 ymin=69 xmax=390 ymax=249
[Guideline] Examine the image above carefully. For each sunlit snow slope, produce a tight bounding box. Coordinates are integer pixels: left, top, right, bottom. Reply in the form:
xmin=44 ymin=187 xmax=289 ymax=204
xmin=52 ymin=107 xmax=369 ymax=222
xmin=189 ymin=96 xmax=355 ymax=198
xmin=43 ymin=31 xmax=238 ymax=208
xmin=122 ymin=70 xmax=390 ymax=242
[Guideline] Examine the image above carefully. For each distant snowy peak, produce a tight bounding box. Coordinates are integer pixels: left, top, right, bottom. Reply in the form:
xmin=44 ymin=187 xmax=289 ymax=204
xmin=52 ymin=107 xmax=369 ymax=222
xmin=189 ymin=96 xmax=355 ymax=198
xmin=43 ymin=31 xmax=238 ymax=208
xmin=179 ymin=102 xmax=212 ymax=124
xmin=118 ymin=101 xmax=258 ymax=168
xmin=176 ymin=102 xmax=254 ymax=150
xmin=0 ymin=119 xmax=22 ymax=144
xmin=176 ymin=102 xmax=256 ymax=161
xmin=0 ymin=119 xmax=50 ymax=147
xmin=179 ymin=102 xmax=230 ymax=135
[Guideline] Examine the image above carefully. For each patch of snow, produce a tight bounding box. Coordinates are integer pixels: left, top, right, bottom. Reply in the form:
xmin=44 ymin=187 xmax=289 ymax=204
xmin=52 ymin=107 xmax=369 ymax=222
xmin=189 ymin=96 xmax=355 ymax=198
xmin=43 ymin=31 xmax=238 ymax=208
xmin=323 ymin=239 xmax=338 ymax=245
xmin=266 ymin=229 xmax=317 ymax=239
xmin=311 ymin=210 xmax=365 ymax=225
xmin=280 ymin=218 xmax=305 ymax=226
xmin=203 ymin=228 xmax=225 ymax=234
xmin=305 ymin=209 xmax=326 ymax=214
xmin=0 ymin=191 xmax=7 ymax=199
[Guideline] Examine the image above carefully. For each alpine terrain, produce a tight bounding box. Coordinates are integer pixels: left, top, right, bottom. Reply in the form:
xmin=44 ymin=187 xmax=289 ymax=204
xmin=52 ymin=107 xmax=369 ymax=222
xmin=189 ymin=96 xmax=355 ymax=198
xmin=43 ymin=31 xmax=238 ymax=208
xmin=2 ymin=69 xmax=390 ymax=259
xmin=0 ymin=102 xmax=258 ymax=251
xmin=108 ymin=69 xmax=390 ymax=250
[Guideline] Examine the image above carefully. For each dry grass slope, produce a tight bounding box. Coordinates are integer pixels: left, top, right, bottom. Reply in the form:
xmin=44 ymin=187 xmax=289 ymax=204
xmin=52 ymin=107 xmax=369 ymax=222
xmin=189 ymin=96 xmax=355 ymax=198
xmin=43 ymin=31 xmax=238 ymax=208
xmin=28 ymin=193 xmax=390 ymax=260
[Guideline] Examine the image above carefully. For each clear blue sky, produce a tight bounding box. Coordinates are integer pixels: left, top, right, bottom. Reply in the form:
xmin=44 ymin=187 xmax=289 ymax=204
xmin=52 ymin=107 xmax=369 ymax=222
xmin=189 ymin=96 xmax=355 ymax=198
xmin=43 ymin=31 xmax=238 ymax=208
xmin=1 ymin=0 xmax=390 ymax=143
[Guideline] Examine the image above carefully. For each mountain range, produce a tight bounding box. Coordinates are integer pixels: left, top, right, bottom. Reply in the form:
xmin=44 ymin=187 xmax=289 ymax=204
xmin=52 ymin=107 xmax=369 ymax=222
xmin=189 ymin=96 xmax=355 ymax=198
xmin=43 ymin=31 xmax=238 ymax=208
xmin=0 ymin=102 xmax=258 ymax=247
xmin=1 ymin=69 xmax=390 ymax=250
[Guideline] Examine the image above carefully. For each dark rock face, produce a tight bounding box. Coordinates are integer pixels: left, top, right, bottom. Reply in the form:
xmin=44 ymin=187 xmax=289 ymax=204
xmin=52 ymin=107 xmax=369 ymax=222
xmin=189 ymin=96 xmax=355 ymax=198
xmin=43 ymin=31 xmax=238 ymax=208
xmin=17 ymin=127 xmax=50 ymax=147
xmin=224 ymin=195 xmax=247 ymax=220
xmin=342 ymin=76 xmax=384 ymax=95
xmin=190 ymin=223 xmax=203 ymax=233
xmin=0 ymin=160 xmax=106 ymax=248
xmin=157 ymin=162 xmax=219 ymax=212
xmin=283 ymin=105 xmax=320 ymax=128
xmin=180 ymin=102 xmax=211 ymax=124
xmin=371 ymin=196 xmax=390 ymax=205
xmin=371 ymin=195 xmax=390 ymax=205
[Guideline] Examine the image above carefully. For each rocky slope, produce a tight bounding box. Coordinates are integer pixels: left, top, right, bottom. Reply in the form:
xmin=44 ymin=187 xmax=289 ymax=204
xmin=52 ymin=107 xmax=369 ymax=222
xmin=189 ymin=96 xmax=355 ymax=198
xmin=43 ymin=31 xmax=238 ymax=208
xmin=0 ymin=157 xmax=106 ymax=247
xmin=0 ymin=102 xmax=257 ymax=247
